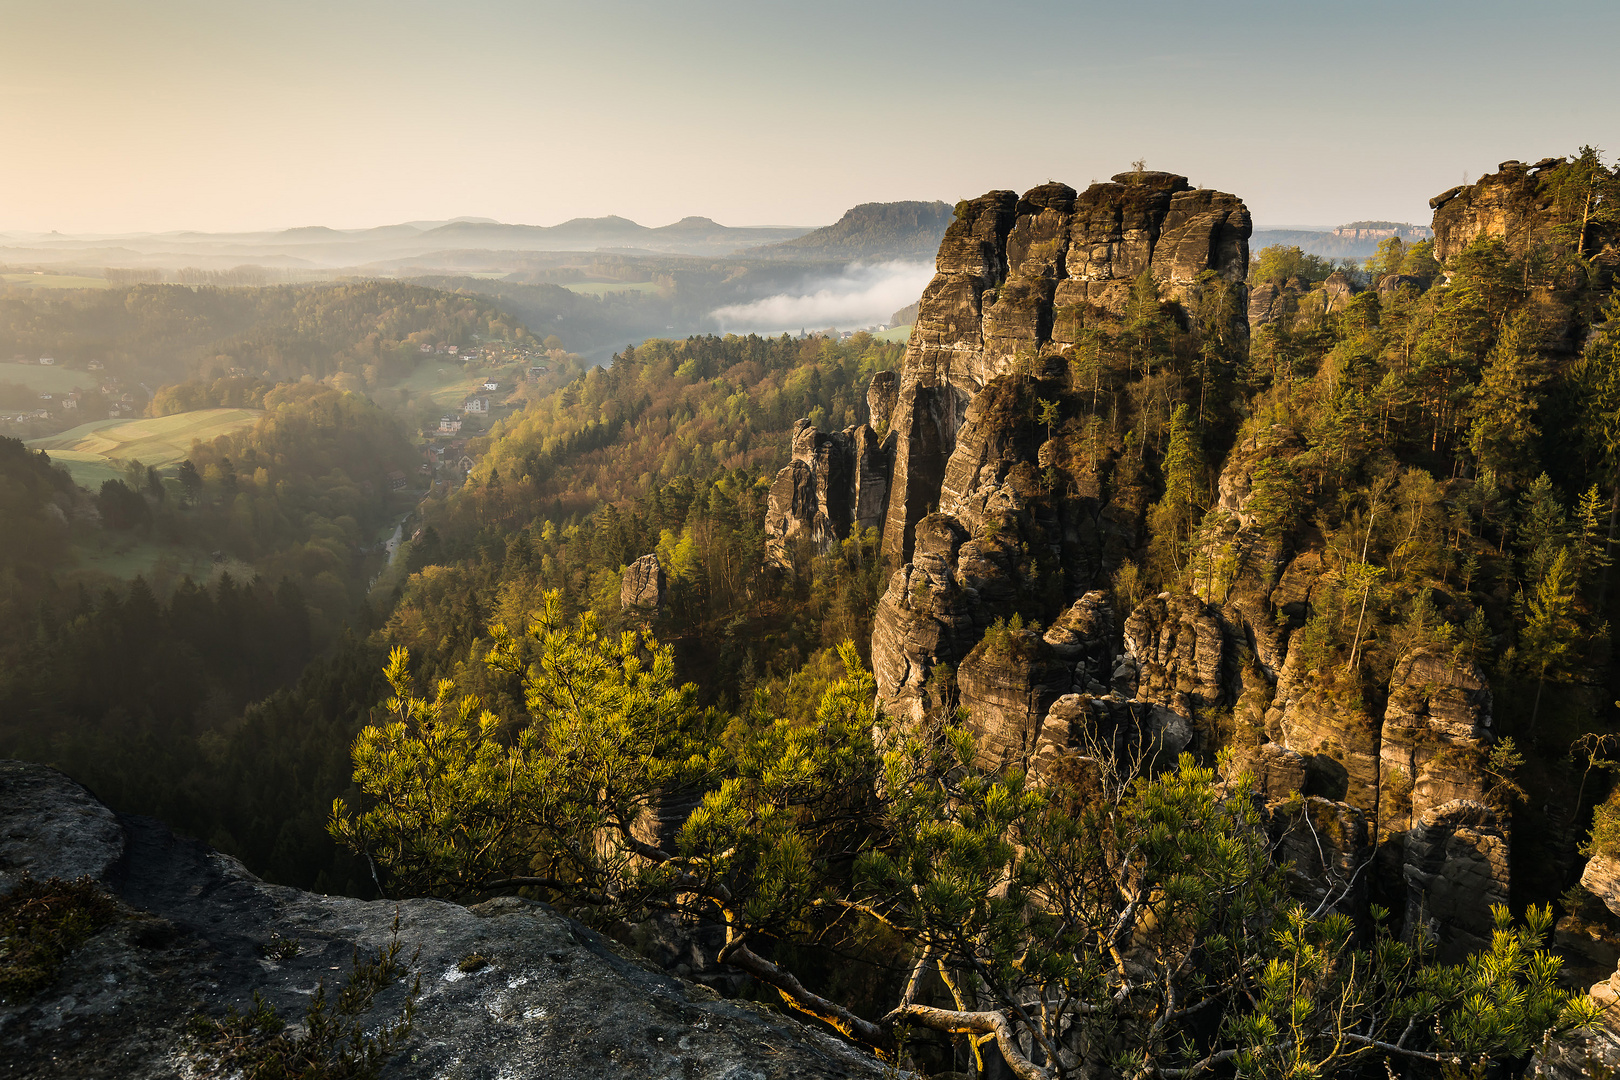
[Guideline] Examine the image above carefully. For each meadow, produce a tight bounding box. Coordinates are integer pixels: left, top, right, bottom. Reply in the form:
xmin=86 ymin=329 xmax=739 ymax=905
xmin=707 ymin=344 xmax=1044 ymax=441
xmin=390 ymin=358 xmax=522 ymax=410
xmin=0 ymin=362 xmax=100 ymax=393
xmin=1 ymin=272 xmax=110 ymax=290
xmin=30 ymin=407 xmax=263 ymax=485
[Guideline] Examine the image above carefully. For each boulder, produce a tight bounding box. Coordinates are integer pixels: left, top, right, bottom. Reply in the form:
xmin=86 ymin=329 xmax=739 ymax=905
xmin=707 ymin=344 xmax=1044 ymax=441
xmin=620 ymin=553 xmax=666 ymax=611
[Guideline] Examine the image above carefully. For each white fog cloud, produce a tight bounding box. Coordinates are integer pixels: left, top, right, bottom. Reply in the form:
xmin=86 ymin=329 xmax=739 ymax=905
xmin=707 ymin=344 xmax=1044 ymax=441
xmin=711 ymin=261 xmax=932 ymax=334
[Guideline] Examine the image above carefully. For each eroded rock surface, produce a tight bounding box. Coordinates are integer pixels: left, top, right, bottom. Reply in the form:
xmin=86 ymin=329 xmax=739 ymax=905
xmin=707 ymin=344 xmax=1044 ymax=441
xmin=0 ymin=759 xmax=124 ymax=892
xmin=1402 ymin=800 xmax=1510 ymax=961
xmin=765 ymin=406 xmax=893 ymax=571
xmin=620 ymin=553 xmax=666 ymax=611
xmin=0 ymin=761 xmax=883 ymax=1080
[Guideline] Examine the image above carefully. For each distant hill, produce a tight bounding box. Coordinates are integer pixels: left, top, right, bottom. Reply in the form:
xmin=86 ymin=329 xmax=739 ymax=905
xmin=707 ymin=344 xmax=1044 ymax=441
xmin=1250 ymin=229 xmax=1387 ymax=262
xmin=416 ymin=216 xmax=810 ymax=256
xmin=750 ymin=201 xmax=954 ymax=261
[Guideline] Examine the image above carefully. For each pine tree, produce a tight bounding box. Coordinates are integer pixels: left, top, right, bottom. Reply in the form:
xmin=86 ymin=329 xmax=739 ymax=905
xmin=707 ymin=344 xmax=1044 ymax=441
xmin=1467 ymin=309 xmax=1546 ymax=480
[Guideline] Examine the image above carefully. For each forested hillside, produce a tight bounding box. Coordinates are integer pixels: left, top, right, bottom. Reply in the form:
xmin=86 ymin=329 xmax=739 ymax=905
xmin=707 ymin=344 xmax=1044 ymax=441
xmin=323 ymin=157 xmax=1620 ymax=1077
xmin=0 ymin=280 xmax=526 ymax=384
xmin=7 ymin=154 xmax=1620 ymax=1079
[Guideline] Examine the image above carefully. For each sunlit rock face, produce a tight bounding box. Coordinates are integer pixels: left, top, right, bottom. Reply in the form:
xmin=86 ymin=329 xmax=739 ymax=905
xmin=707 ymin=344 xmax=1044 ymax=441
xmin=775 ymin=155 xmax=1617 ymax=974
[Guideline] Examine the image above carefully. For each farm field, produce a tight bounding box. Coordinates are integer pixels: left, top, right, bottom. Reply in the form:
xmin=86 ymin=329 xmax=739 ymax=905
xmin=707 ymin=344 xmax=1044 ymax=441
xmin=0 ymin=362 xmax=100 ymax=393
xmin=875 ymin=324 xmax=912 ymax=343
xmin=1 ymin=272 xmax=110 ymax=290
xmin=561 ymin=280 xmax=663 ymax=296
xmin=392 ymin=358 xmax=517 ymax=409
xmin=29 ymin=407 xmax=262 ymax=485
xmin=70 ymin=536 xmax=255 ymax=585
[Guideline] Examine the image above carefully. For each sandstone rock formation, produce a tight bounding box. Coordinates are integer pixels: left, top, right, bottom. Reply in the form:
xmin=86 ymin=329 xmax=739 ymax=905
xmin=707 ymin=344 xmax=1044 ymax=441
xmin=1532 ymin=854 xmax=1620 ymax=1077
xmin=1431 ymin=159 xmax=1566 ymax=264
xmin=879 ymin=175 xmax=1251 ymax=568
xmin=0 ymin=761 xmax=883 ymax=1080
xmin=764 ymin=410 xmax=893 ymax=571
xmin=620 ymin=552 xmax=666 ymax=611
xmin=1378 ymin=646 xmax=1493 ymax=836
xmin=768 ymin=168 xmax=1519 ymax=956
xmin=1401 ymin=800 xmax=1510 ymax=961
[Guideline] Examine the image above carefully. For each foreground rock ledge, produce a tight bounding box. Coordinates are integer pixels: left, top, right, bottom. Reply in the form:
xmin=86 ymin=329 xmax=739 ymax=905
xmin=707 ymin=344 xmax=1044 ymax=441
xmin=0 ymin=760 xmax=884 ymax=1080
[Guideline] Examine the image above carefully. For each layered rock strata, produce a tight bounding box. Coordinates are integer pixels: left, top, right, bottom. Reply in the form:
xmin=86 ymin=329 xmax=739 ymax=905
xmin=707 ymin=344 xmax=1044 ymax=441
xmin=764 ymin=412 xmax=893 ymax=570
xmin=769 ymin=169 xmax=1522 ymax=949
xmin=1431 ymin=156 xmax=1620 ymax=274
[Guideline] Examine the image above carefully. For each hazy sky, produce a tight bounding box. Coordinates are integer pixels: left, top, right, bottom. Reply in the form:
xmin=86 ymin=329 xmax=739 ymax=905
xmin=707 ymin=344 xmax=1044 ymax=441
xmin=2 ymin=0 xmax=1615 ymax=234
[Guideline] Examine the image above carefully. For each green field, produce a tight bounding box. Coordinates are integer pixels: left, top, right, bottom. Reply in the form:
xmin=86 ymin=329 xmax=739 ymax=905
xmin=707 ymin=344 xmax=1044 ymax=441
xmin=0 ymin=363 xmax=99 ymax=393
xmin=561 ymin=280 xmax=664 ymax=296
xmin=71 ymin=538 xmax=255 ymax=585
xmin=1 ymin=273 xmax=110 ymax=290
xmin=392 ymin=359 xmax=512 ymax=409
xmin=876 ymin=324 xmax=913 ymax=343
xmin=29 ymin=407 xmax=263 ymax=485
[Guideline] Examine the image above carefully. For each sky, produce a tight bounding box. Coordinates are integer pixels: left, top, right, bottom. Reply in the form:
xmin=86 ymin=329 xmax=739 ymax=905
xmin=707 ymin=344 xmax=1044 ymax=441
xmin=2 ymin=0 xmax=1616 ymax=234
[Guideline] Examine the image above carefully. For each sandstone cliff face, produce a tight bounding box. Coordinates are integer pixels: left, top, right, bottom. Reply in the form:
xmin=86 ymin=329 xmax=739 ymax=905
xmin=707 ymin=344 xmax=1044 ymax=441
xmin=771 ymin=169 xmax=1513 ymax=954
xmin=1401 ymin=799 xmax=1510 ymax=961
xmin=868 ymin=175 xmax=1250 ymax=743
xmin=1431 ymin=158 xmax=1567 ymax=264
xmin=764 ymin=415 xmax=892 ymax=570
xmin=1377 ymin=646 xmax=1493 ymax=836
xmin=880 ymin=175 xmax=1251 ymax=567
xmin=0 ymin=761 xmax=883 ymax=1080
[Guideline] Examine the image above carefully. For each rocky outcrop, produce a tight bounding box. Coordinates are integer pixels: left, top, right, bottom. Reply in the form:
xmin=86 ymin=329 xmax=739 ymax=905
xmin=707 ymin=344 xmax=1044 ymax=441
xmin=1431 ymin=159 xmax=1566 ymax=264
xmin=620 ymin=553 xmax=666 ymax=611
xmin=0 ymin=758 xmax=124 ymax=892
xmin=1042 ymin=591 xmax=1114 ymax=693
xmin=1027 ymin=694 xmax=1192 ymax=788
xmin=867 ymin=173 xmax=1250 ymax=748
xmin=764 ymin=388 xmax=895 ymax=570
xmin=772 ymin=167 xmax=1525 ymax=957
xmin=1378 ymin=646 xmax=1492 ymax=837
xmin=1401 ymin=800 xmax=1510 ymax=961
xmin=0 ymin=762 xmax=884 ymax=1080
xmin=1120 ymin=594 xmax=1227 ymax=724
xmin=1320 ymin=269 xmax=1359 ymax=312
xmin=880 ymin=175 xmax=1250 ymax=567
xmin=957 ymin=630 xmax=1075 ymax=770
xmin=1533 ymin=854 xmax=1620 ymax=1078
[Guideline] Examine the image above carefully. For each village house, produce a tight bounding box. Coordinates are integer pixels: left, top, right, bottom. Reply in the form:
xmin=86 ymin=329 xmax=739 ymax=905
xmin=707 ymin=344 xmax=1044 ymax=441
xmin=88 ymin=360 xmax=104 ymax=371
xmin=38 ymin=356 xmax=55 ymax=366
xmin=438 ymin=415 xmax=462 ymax=434
xmin=62 ymin=393 xmax=79 ymax=410
xmin=387 ymin=470 xmax=408 ymax=491
xmin=482 ymin=380 xmax=499 ymax=392
xmin=457 ymin=454 xmax=476 ymax=473
xmin=463 ymin=396 xmax=490 ymax=415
